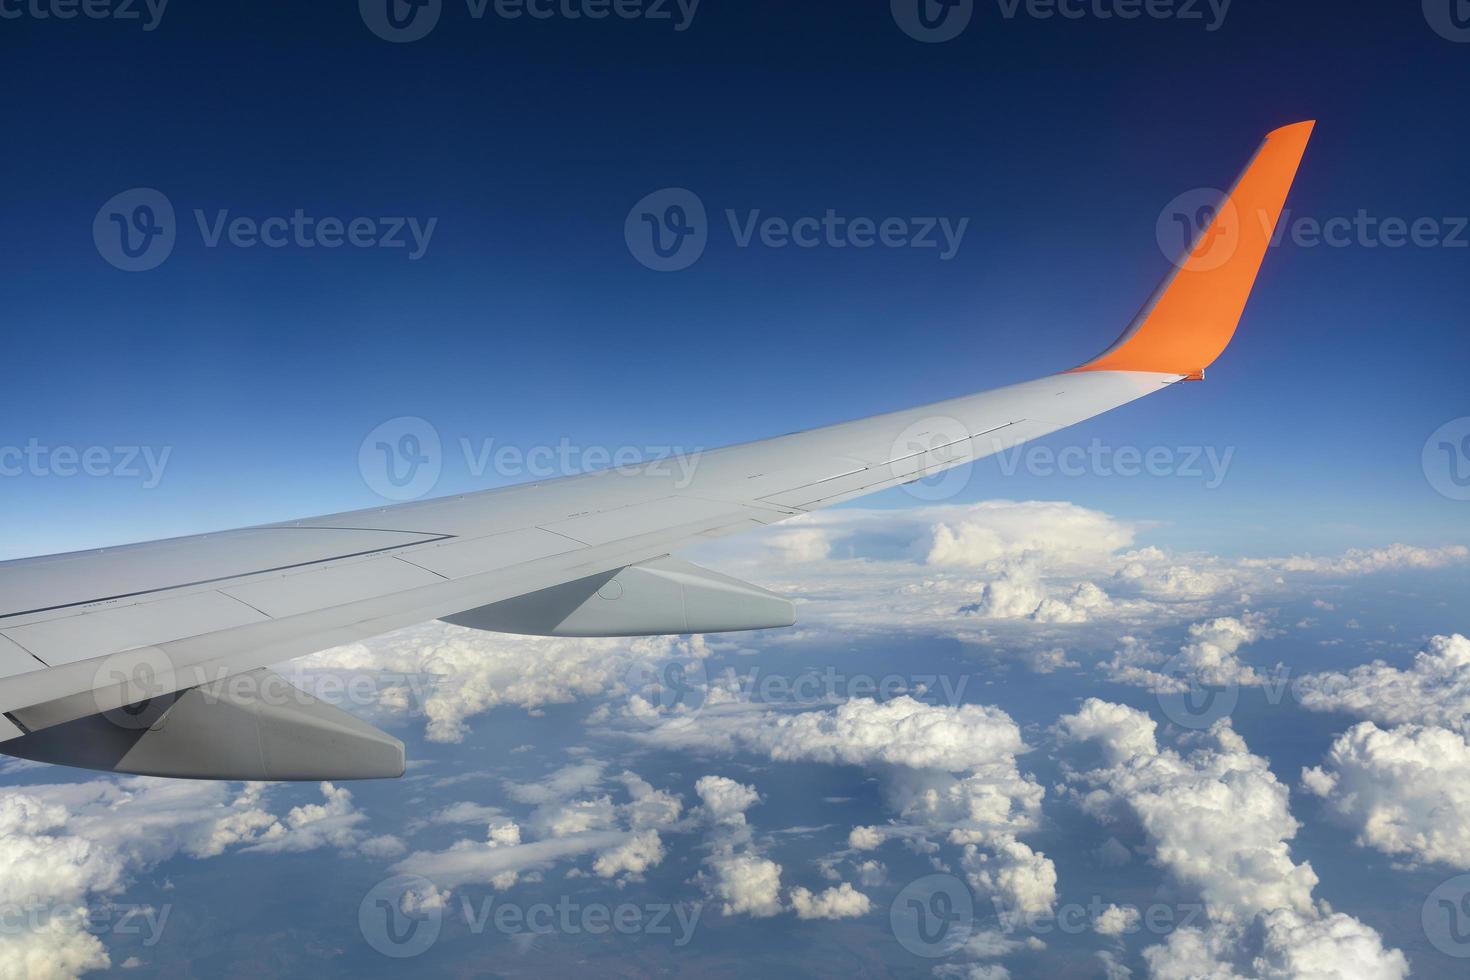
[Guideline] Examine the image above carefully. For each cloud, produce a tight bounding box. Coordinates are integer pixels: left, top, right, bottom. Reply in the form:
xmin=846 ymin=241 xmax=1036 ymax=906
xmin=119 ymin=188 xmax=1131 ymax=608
xmin=1058 ymin=700 xmax=1315 ymax=919
xmin=621 ymin=695 xmax=1054 ymax=915
xmin=641 ymin=694 xmax=1027 ymax=773
xmin=690 ymin=775 xmax=875 ymax=921
xmin=282 ymin=503 xmax=1464 ymax=752
xmin=1100 ymin=614 xmax=1270 ymax=693
xmin=619 ymin=771 xmax=685 ymax=831
xmin=296 ymin=627 xmax=707 ymax=743
xmin=694 ymin=776 xmax=783 ymax=917
xmin=591 ymin=829 xmax=665 ymax=879
xmin=1021 ymin=647 xmax=1079 ymax=674
xmin=1057 ymin=700 xmax=1406 ymax=979
xmin=789 ymin=881 xmax=871 ymax=919
xmin=0 ymin=779 xmax=379 ymax=980
xmin=695 ymin=775 xmax=761 ymax=825
xmin=416 ymin=801 xmax=505 ymax=828
xmin=924 ymin=501 xmax=1136 ymax=569
xmin=933 ymin=965 xmax=1012 ymax=980
xmin=1303 ymin=720 xmax=1470 ymax=869
xmin=959 ymin=837 xmax=1057 ymax=921
xmin=766 ymin=526 xmax=831 ymax=563
xmin=395 ymin=825 xmax=629 ymax=892
xmin=1097 ymin=950 xmax=1133 ymax=979
xmin=704 ymin=851 xmax=784 ymax=918
xmin=1244 ymin=544 xmax=1468 ymax=576
xmin=1295 ymin=634 xmax=1470 ymax=731
xmin=681 ymin=502 xmax=1463 ymax=695
xmin=244 ymin=782 xmax=394 ymax=855
xmin=1094 ymin=903 xmax=1141 ymax=936
xmin=394 ymin=769 xmax=684 ymax=892
xmin=503 ymin=762 xmax=607 ymax=805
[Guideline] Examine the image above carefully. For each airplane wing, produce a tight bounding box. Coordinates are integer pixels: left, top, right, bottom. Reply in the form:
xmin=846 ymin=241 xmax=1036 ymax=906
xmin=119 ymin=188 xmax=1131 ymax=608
xmin=0 ymin=122 xmax=1315 ymax=780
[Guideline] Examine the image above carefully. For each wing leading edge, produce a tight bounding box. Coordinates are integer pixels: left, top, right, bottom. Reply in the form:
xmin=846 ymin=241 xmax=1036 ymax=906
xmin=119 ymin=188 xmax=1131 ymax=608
xmin=0 ymin=122 xmax=1315 ymax=778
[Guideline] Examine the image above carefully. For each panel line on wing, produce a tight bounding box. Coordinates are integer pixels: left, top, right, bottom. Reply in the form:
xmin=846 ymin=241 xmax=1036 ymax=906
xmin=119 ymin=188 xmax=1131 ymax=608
xmin=0 ymin=533 xmax=457 ymax=622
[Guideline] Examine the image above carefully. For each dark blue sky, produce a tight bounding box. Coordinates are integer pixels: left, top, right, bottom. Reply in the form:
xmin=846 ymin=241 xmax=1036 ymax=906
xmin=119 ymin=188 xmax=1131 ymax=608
xmin=3 ymin=0 xmax=1467 ymax=557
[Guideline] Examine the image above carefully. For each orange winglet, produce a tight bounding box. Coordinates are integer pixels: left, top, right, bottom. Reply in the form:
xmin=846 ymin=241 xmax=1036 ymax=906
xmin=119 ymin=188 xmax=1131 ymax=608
xmin=1071 ymin=120 xmax=1315 ymax=379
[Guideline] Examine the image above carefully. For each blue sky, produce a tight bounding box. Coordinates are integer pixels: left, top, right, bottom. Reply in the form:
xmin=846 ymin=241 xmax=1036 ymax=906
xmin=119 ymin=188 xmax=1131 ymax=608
xmin=3 ymin=4 xmax=1470 ymax=979
xmin=3 ymin=0 xmax=1468 ymax=559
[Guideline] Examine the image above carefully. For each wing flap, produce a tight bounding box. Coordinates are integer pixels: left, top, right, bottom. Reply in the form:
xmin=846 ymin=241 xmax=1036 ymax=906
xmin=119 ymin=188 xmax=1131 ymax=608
xmin=0 ymin=525 xmax=447 ymax=621
xmin=0 ymin=668 xmax=404 ymax=781
xmin=5 ymin=590 xmax=268 ymax=667
xmin=221 ymin=555 xmax=447 ymax=619
xmin=445 ymin=556 xmax=795 ymax=637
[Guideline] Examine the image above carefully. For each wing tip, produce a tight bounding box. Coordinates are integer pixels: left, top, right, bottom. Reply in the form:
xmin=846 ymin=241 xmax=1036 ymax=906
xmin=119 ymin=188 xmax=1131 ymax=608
xmin=1070 ymin=119 xmax=1315 ymax=379
xmin=1267 ymin=119 xmax=1317 ymax=141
